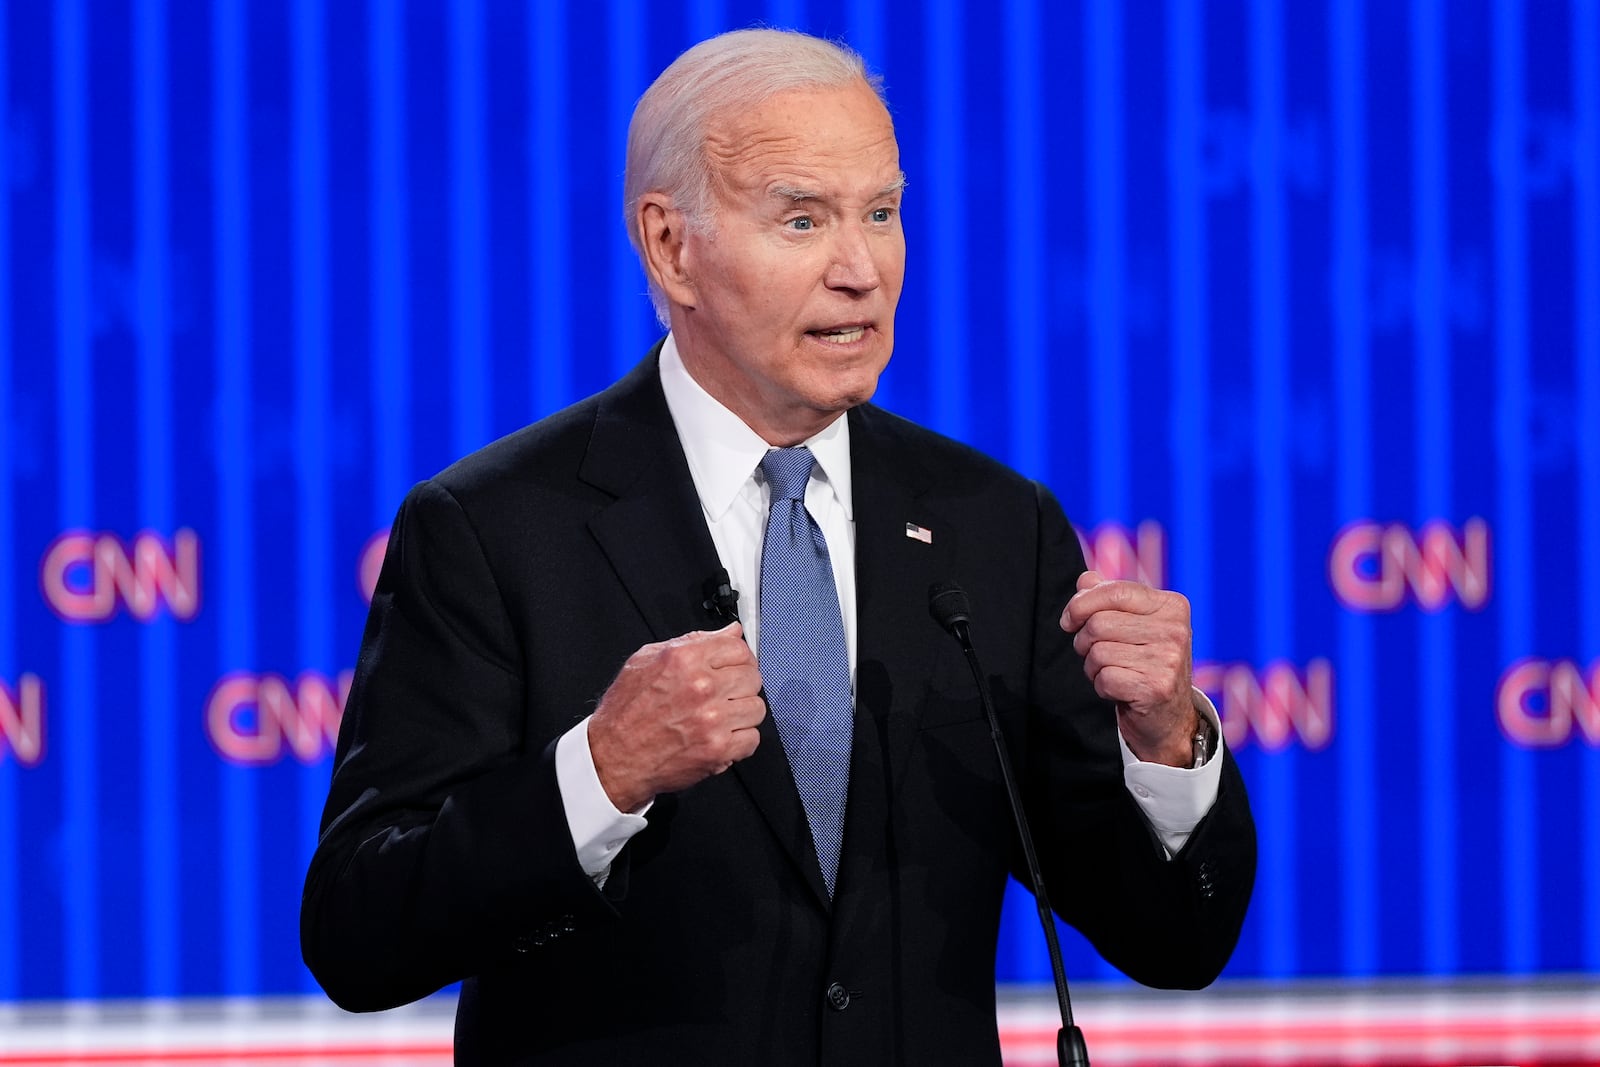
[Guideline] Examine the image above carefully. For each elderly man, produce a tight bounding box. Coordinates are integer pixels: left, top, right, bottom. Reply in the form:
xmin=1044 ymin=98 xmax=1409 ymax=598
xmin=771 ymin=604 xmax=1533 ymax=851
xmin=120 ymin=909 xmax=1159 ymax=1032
xmin=302 ymin=27 xmax=1255 ymax=1066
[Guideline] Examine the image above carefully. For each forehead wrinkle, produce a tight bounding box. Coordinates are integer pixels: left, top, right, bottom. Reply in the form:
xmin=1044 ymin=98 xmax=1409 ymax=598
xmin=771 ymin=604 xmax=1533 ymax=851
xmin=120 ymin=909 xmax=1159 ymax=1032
xmin=700 ymin=87 xmax=902 ymax=207
xmin=703 ymin=125 xmax=811 ymax=192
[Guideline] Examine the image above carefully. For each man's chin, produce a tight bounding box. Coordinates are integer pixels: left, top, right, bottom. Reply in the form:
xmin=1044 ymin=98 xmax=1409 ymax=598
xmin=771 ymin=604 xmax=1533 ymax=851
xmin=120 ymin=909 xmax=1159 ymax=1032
xmin=818 ymin=382 xmax=881 ymax=419
xmin=812 ymin=349 xmax=890 ymax=403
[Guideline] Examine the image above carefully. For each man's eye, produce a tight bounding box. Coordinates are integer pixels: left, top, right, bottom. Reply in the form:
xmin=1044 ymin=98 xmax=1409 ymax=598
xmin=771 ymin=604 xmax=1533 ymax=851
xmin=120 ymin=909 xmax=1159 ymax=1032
xmin=787 ymin=216 xmax=814 ymax=231
xmin=871 ymin=208 xmax=892 ymax=223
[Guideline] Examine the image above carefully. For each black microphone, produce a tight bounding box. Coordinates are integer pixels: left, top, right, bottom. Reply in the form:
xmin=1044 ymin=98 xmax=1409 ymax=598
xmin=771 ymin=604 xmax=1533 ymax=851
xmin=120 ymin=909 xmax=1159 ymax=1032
xmin=702 ymin=569 xmax=741 ymax=623
xmin=928 ymin=581 xmax=1090 ymax=1067
xmin=928 ymin=582 xmax=972 ymax=643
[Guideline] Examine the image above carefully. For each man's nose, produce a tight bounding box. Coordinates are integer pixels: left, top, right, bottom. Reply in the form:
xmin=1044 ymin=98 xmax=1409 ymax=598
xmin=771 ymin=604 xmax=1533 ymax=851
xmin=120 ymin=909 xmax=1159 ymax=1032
xmin=824 ymin=224 xmax=882 ymax=294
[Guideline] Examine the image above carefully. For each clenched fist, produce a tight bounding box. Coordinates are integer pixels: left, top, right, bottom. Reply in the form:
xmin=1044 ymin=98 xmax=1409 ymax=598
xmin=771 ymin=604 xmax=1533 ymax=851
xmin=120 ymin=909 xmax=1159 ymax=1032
xmin=587 ymin=623 xmax=766 ymax=812
xmin=1060 ymin=570 xmax=1199 ymax=767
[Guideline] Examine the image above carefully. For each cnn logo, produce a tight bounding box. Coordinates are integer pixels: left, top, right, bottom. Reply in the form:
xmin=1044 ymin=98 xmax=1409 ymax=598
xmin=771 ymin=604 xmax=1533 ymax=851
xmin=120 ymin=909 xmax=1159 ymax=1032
xmin=1195 ymin=659 xmax=1336 ymax=751
xmin=206 ymin=671 xmax=352 ymax=765
xmin=40 ymin=529 xmax=201 ymax=622
xmin=1497 ymin=658 xmax=1600 ymax=748
xmin=1328 ymin=518 xmax=1490 ymax=612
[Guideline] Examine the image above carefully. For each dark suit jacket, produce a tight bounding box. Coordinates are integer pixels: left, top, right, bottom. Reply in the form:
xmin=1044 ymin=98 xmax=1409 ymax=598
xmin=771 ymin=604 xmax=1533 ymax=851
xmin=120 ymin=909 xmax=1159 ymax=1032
xmin=301 ymin=347 xmax=1255 ymax=1066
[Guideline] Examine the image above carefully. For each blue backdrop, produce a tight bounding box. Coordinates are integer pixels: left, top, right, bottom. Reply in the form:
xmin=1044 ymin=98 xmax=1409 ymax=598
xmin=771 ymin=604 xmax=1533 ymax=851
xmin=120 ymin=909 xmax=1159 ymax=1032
xmin=1 ymin=0 xmax=1597 ymax=1001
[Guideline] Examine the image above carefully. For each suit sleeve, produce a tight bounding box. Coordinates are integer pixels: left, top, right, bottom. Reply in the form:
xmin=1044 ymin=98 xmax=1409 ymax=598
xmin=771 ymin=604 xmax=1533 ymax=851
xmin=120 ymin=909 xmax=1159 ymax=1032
xmin=1022 ymin=482 xmax=1257 ymax=989
xmin=300 ymin=479 xmax=618 ymax=1012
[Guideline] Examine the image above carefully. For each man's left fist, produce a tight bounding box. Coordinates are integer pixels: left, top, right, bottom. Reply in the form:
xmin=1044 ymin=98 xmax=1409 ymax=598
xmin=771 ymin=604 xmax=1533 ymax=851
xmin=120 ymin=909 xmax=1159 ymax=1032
xmin=1060 ymin=569 xmax=1199 ymax=767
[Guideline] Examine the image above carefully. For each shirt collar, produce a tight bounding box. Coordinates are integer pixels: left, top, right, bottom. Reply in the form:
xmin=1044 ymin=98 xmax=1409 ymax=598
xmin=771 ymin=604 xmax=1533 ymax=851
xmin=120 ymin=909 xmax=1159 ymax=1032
xmin=658 ymin=333 xmax=854 ymax=522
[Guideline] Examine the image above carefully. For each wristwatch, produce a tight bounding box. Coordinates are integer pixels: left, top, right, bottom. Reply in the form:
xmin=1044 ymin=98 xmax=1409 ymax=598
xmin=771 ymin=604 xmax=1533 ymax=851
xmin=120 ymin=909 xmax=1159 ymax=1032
xmin=1192 ymin=714 xmax=1218 ymax=769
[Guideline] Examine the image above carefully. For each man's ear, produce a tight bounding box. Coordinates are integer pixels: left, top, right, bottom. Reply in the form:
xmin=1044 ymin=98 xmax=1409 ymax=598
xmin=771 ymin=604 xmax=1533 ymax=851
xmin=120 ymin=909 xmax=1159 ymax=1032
xmin=638 ymin=194 xmax=696 ymax=309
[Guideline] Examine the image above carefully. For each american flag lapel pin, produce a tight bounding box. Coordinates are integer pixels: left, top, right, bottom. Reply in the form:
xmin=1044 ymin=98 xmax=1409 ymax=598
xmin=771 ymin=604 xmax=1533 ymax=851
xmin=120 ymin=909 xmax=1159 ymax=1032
xmin=905 ymin=522 xmax=933 ymax=544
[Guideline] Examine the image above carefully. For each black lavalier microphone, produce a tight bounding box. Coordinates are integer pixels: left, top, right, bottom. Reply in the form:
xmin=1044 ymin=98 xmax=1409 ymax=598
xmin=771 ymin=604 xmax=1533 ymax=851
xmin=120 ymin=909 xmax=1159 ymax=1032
xmin=703 ymin=568 xmax=741 ymax=623
xmin=928 ymin=581 xmax=1090 ymax=1067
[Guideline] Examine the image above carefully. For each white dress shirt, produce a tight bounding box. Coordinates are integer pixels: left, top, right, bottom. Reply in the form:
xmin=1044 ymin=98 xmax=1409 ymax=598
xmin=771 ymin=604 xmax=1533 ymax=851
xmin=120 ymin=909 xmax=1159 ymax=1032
xmin=554 ymin=334 xmax=1222 ymax=881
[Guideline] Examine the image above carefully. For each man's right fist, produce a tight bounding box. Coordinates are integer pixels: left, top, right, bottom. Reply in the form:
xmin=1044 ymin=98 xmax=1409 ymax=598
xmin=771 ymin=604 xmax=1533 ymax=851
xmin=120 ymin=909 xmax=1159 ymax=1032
xmin=587 ymin=623 xmax=766 ymax=813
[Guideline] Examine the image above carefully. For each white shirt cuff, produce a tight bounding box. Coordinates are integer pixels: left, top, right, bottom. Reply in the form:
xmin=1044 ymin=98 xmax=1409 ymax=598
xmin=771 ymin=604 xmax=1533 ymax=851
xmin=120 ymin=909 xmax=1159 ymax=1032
xmin=554 ymin=715 xmax=651 ymax=885
xmin=1117 ymin=688 xmax=1223 ymax=858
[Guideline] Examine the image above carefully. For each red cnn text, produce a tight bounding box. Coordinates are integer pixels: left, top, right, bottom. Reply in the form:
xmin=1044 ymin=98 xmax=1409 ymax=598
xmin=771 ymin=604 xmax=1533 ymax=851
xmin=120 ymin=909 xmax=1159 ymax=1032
xmin=206 ymin=670 xmax=353 ymax=765
xmin=1497 ymin=658 xmax=1600 ymax=747
xmin=40 ymin=528 xmax=202 ymax=622
xmin=1195 ymin=659 xmax=1336 ymax=751
xmin=1328 ymin=518 xmax=1490 ymax=612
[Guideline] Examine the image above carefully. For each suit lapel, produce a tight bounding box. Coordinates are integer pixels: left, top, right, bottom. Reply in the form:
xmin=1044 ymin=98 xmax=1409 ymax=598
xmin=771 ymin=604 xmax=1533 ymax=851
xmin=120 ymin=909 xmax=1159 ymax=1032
xmin=847 ymin=405 xmax=952 ymax=809
xmin=581 ymin=353 xmax=725 ymax=641
xmin=582 ymin=349 xmax=828 ymax=908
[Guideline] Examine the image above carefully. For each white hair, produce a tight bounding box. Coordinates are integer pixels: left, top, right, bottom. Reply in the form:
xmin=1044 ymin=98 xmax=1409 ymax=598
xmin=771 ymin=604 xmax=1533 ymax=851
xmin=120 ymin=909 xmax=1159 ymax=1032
xmin=623 ymin=28 xmax=885 ymax=323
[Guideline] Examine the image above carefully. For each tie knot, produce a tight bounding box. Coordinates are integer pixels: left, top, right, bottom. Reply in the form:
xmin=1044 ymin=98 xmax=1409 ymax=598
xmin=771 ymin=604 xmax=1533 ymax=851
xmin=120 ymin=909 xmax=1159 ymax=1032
xmin=761 ymin=447 xmax=815 ymax=503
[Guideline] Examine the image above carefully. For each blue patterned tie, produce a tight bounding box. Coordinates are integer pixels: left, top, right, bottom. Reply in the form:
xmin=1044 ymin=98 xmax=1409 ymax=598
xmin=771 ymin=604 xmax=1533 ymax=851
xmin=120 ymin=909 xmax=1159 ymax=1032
xmin=758 ymin=447 xmax=853 ymax=897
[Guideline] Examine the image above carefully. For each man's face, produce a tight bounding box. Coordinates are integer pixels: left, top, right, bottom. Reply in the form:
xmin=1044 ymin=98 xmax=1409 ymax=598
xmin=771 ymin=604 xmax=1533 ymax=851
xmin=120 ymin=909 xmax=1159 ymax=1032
xmin=668 ymin=80 xmax=906 ymax=445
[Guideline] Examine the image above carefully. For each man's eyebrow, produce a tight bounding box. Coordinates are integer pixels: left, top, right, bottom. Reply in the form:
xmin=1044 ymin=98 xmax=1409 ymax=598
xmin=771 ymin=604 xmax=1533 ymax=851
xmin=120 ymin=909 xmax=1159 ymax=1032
xmin=767 ymin=174 xmax=908 ymax=203
xmin=769 ymin=183 xmax=822 ymax=202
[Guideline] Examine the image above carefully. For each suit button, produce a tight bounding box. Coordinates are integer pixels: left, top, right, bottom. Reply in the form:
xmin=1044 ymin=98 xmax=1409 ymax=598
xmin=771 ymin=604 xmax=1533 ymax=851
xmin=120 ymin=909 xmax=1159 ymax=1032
xmin=825 ymin=982 xmax=850 ymax=1011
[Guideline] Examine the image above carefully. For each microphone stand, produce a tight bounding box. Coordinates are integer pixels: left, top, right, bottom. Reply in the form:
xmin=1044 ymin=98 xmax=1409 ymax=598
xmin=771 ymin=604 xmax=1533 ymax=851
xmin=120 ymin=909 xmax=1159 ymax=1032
xmin=930 ymin=583 xmax=1090 ymax=1067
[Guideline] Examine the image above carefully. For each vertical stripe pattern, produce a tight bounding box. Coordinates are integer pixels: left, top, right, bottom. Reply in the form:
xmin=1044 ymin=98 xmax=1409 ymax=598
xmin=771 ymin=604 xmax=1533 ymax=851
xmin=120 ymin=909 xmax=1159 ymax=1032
xmin=1250 ymin=0 xmax=1295 ymax=978
xmin=290 ymin=0 xmax=333 ymax=992
xmin=1410 ymin=0 xmax=1458 ymax=974
xmin=925 ymin=0 xmax=969 ymax=440
xmin=1004 ymin=0 xmax=1045 ymax=481
xmin=53 ymin=0 xmax=98 ymax=999
xmin=530 ymin=0 xmax=571 ymax=418
xmin=134 ymin=0 xmax=179 ymax=995
xmin=607 ymin=0 xmax=647 ymax=380
xmin=370 ymin=0 xmax=411 ymax=521
xmin=213 ymin=0 xmax=260 ymax=995
xmin=1084 ymin=0 xmax=1126 ymax=525
xmin=1491 ymin=0 xmax=1537 ymax=974
xmin=449 ymin=0 xmax=489 ymax=456
xmin=1329 ymin=0 xmax=1377 ymax=978
xmin=1167 ymin=0 xmax=1211 ymax=647
xmin=1575 ymin=0 xmax=1600 ymax=975
xmin=0 ymin=0 xmax=15 ymax=1002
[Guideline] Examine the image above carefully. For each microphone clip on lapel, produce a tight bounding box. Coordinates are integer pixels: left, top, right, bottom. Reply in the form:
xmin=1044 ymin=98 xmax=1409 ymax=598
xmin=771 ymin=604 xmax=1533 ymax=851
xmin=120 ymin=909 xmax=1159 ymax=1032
xmin=703 ymin=569 xmax=741 ymax=623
